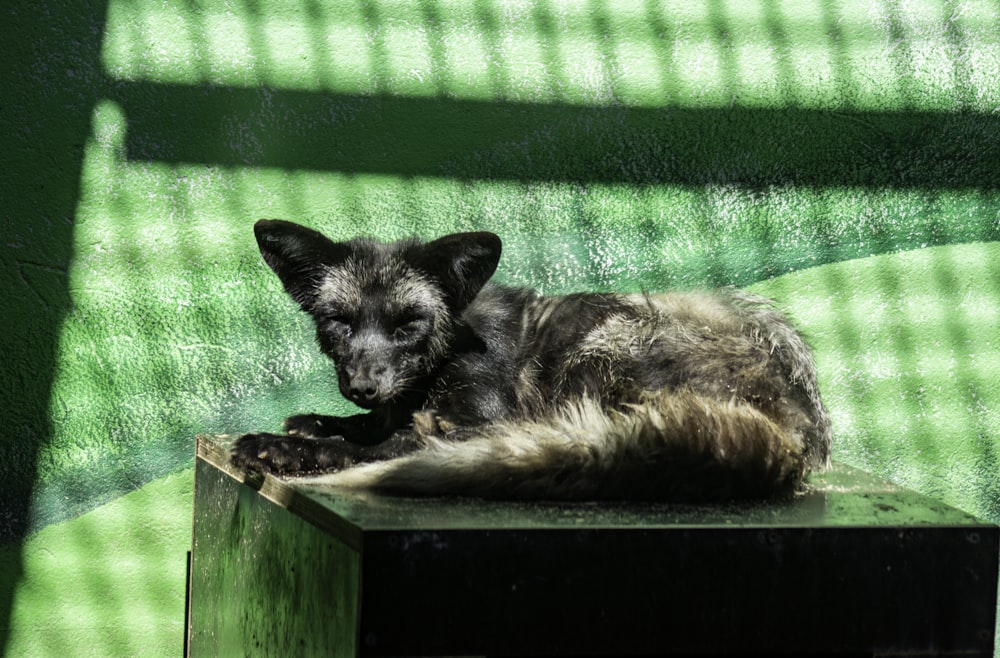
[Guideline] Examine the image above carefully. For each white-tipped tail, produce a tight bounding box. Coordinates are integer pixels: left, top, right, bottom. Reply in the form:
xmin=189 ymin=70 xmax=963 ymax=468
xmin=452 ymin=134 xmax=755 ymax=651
xmin=302 ymin=391 xmax=810 ymax=501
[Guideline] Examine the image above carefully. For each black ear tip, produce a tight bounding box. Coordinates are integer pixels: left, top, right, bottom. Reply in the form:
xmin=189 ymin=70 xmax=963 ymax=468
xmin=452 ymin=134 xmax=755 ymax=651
xmin=254 ymin=218 xmax=287 ymax=235
xmin=471 ymin=231 xmax=502 ymax=257
xmin=254 ymin=218 xmax=279 ymax=242
xmin=254 ymin=219 xmax=313 ymax=251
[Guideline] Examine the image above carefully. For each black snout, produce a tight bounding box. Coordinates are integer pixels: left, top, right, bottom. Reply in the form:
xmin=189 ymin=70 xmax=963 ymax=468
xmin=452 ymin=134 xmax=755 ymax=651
xmin=341 ymin=335 xmax=396 ymax=408
xmin=347 ymin=374 xmax=379 ymax=404
xmin=343 ymin=365 xmax=389 ymax=407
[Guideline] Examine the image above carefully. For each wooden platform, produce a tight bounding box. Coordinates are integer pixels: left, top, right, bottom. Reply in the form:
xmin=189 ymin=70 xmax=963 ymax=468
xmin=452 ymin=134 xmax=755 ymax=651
xmin=188 ymin=434 xmax=998 ymax=657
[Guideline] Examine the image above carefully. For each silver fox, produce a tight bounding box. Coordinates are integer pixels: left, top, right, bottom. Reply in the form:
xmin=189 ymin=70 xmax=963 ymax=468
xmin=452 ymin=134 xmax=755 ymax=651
xmin=231 ymin=219 xmax=832 ymax=501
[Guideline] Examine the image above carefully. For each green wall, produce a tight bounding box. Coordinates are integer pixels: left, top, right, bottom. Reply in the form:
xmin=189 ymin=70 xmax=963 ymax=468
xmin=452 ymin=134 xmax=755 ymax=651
xmin=2 ymin=0 xmax=998 ymax=654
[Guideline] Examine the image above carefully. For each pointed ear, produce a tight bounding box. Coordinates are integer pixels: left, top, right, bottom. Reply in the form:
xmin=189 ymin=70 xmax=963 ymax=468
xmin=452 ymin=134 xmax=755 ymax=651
xmin=414 ymin=232 xmax=502 ymax=309
xmin=254 ymin=219 xmax=350 ymax=311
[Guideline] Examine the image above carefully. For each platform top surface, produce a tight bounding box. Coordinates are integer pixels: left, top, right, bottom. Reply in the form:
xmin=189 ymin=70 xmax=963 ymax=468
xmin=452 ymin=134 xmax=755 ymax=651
xmin=198 ymin=434 xmax=995 ymax=538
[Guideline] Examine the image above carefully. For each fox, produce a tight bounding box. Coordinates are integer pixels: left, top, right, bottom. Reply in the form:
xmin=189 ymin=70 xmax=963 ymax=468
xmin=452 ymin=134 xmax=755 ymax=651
xmin=231 ymin=219 xmax=832 ymax=501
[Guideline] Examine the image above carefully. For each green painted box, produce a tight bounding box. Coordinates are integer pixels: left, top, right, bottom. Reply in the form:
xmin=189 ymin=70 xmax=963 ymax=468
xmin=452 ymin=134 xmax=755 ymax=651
xmin=189 ymin=434 xmax=998 ymax=657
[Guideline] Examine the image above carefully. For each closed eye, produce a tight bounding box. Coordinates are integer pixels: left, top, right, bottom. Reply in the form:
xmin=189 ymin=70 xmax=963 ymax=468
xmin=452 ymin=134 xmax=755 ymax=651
xmin=323 ymin=313 xmax=352 ymax=333
xmin=392 ymin=314 xmax=426 ymax=337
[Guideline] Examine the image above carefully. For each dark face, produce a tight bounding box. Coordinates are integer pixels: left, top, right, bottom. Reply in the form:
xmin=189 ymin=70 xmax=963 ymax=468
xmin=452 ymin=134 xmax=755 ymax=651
xmin=311 ymin=259 xmax=453 ymax=409
xmin=253 ymin=219 xmax=502 ymax=409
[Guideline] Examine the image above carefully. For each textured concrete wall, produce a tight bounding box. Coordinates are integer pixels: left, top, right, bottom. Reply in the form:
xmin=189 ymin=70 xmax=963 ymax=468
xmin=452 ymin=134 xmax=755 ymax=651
xmin=2 ymin=0 xmax=998 ymax=655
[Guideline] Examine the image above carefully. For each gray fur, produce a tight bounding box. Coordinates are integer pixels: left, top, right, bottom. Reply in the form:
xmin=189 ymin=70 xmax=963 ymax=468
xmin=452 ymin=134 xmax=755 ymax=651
xmin=232 ymin=220 xmax=832 ymax=501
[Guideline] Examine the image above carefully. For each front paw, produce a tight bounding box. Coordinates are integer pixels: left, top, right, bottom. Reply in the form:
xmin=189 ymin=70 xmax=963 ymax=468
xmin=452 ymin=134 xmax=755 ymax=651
xmin=231 ymin=433 xmax=353 ymax=475
xmin=231 ymin=432 xmax=302 ymax=474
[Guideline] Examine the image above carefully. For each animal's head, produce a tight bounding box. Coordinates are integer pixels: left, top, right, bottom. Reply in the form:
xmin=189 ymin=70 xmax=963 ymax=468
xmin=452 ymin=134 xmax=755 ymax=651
xmin=253 ymin=219 xmax=501 ymax=408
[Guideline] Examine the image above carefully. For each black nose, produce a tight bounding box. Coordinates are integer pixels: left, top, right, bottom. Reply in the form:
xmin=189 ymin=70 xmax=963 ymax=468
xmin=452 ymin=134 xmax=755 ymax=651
xmin=348 ymin=382 xmax=378 ymax=403
xmin=346 ymin=370 xmax=380 ymax=404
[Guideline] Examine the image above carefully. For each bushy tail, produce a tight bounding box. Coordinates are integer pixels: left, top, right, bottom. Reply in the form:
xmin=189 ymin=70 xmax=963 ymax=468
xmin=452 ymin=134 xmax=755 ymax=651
xmin=304 ymin=391 xmax=810 ymax=501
